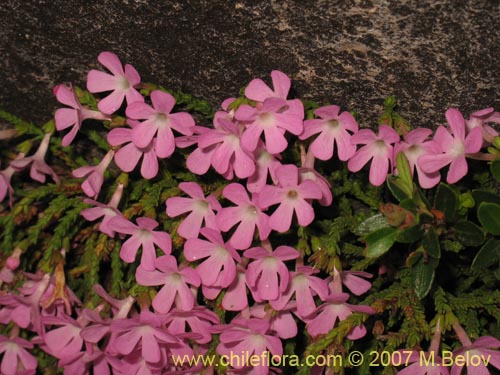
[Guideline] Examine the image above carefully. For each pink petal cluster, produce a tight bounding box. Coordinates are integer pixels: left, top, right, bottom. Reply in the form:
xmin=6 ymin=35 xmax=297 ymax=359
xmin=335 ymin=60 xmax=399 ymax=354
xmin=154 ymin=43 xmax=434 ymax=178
xmin=419 ymin=108 xmax=483 ymax=184
xmin=87 ymin=51 xmax=144 ymax=114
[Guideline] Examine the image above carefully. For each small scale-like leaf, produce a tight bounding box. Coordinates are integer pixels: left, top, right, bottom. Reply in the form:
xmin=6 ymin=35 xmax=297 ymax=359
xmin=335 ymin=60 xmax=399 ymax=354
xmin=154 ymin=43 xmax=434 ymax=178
xmin=478 ymin=202 xmax=500 ymax=235
xmin=364 ymin=227 xmax=399 ymax=258
xmin=422 ymin=227 xmax=441 ymax=259
xmin=471 ymin=239 xmax=500 ymax=270
xmin=411 ymin=258 xmax=435 ymax=299
xmin=454 ymin=221 xmax=485 ymax=247
xmin=491 ymin=159 xmax=500 ymax=182
xmin=434 ymin=183 xmax=458 ymax=222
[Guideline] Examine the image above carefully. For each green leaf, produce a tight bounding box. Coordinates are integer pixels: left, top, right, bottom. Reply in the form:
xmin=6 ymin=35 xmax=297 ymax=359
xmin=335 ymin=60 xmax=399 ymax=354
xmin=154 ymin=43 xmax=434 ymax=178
xmin=422 ymin=227 xmax=441 ymax=259
xmin=387 ymin=176 xmax=412 ymax=201
xmin=471 ymin=239 xmax=500 ymax=270
xmin=364 ymin=227 xmax=399 ymax=258
xmin=411 ymin=258 xmax=435 ymax=299
xmin=478 ymin=202 xmax=500 ymax=235
xmin=471 ymin=189 xmax=500 ymax=206
xmin=454 ymin=221 xmax=485 ymax=247
xmin=491 ymin=160 xmax=500 ymax=182
xmin=434 ymin=183 xmax=458 ymax=222
xmin=396 ymin=152 xmax=414 ymax=194
xmin=397 ymin=225 xmax=423 ymax=243
xmin=356 ymin=213 xmax=390 ymax=236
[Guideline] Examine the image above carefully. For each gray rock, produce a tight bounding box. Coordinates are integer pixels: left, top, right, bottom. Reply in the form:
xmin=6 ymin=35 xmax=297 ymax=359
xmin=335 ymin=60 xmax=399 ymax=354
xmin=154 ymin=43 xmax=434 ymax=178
xmin=0 ymin=0 xmax=498 ymax=127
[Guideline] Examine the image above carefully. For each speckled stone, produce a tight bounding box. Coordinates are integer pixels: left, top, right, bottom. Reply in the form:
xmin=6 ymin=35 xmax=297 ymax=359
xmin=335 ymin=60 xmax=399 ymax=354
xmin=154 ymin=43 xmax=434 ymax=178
xmin=0 ymin=0 xmax=498 ymax=127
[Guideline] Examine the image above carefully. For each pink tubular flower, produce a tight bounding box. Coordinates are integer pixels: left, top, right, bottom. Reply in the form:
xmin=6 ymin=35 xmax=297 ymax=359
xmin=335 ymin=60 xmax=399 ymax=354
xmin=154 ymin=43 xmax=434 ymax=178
xmin=10 ymin=134 xmax=60 ymax=184
xmin=465 ymin=107 xmax=500 ymax=144
xmin=107 ymin=120 xmax=159 ymax=179
xmin=299 ymin=149 xmax=333 ymax=206
xmin=72 ymin=150 xmax=114 ymax=198
xmin=165 ymin=306 xmax=219 ymax=344
xmin=165 ymin=182 xmax=221 ymax=239
xmin=184 ymin=228 xmax=241 ymax=288
xmin=86 ymin=51 xmax=144 ymax=114
xmin=110 ymin=310 xmax=180 ymax=364
xmin=305 ymin=292 xmax=374 ymax=338
xmin=81 ymin=183 xmax=124 ymax=237
xmin=347 ymin=125 xmax=400 ymax=186
xmin=0 ymin=163 xmax=15 ymax=205
xmin=216 ymin=183 xmax=271 ymax=250
xmin=270 ymin=266 xmax=329 ymax=318
xmin=339 ymin=269 xmax=373 ymax=296
xmin=259 ymin=164 xmax=322 ymax=232
xmin=249 ymin=302 xmax=298 ymax=340
xmin=0 ymin=335 xmax=37 ymax=375
xmin=221 ymin=268 xmax=249 ymax=311
xmin=419 ymin=109 xmax=483 ymax=184
xmin=244 ymin=245 xmax=299 ymax=301
xmin=135 ymin=255 xmax=200 ymax=313
xmin=126 ymin=90 xmax=194 ymax=158
xmin=188 ymin=113 xmax=255 ymax=179
xmin=53 ymin=84 xmax=109 ymax=146
xmin=236 ymin=97 xmax=304 ymax=154
xmin=246 ymin=144 xmax=282 ymax=193
xmin=107 ymin=216 xmax=171 ymax=271
xmin=300 ymin=105 xmax=359 ymax=161
xmin=394 ymin=128 xmax=441 ymax=189
xmin=41 ymin=314 xmax=87 ymax=359
xmin=216 ymin=318 xmax=283 ymax=373
xmin=451 ymin=322 xmax=500 ymax=375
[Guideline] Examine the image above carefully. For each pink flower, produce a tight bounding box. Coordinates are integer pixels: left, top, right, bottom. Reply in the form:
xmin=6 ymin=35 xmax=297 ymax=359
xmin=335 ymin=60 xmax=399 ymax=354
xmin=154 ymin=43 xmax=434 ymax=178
xmin=72 ymin=150 xmax=114 ymax=198
xmin=348 ymin=125 xmax=400 ymax=186
xmin=53 ymin=84 xmax=109 ymax=146
xmin=107 ymin=120 xmax=159 ymax=179
xmin=107 ymin=216 xmax=171 ymax=271
xmin=236 ymin=98 xmax=304 ymax=154
xmin=10 ymin=134 xmax=60 ymax=184
xmin=41 ymin=314 xmax=87 ymax=359
xmin=249 ymin=302 xmax=298 ymax=339
xmin=244 ymin=245 xmax=299 ymax=301
xmin=81 ymin=183 xmax=124 ymax=237
xmin=187 ymin=113 xmax=255 ymax=179
xmin=221 ymin=268 xmax=249 ymax=311
xmin=0 ymin=273 xmax=51 ymax=334
xmin=216 ymin=183 xmax=271 ymax=250
xmin=339 ymin=269 xmax=373 ymax=296
xmin=299 ymin=149 xmax=333 ymax=206
xmin=184 ymin=228 xmax=241 ymax=288
xmin=87 ymin=51 xmax=144 ymax=114
xmin=419 ymin=109 xmax=483 ymax=184
xmin=245 ymin=70 xmax=292 ymax=102
xmin=165 ymin=306 xmax=219 ymax=344
xmin=451 ymin=322 xmax=500 ymax=375
xmin=394 ymin=128 xmax=441 ymax=189
xmin=216 ymin=318 xmax=283 ymax=373
xmin=305 ymin=292 xmax=374 ymax=338
xmin=0 ymin=335 xmax=37 ymax=375
xmin=165 ymin=182 xmax=221 ymax=239
xmin=465 ymin=107 xmax=500 ymax=144
xmin=110 ymin=310 xmax=180 ymax=364
xmin=0 ymin=163 xmax=15 ymax=205
xmin=246 ymin=144 xmax=282 ymax=193
xmin=270 ymin=266 xmax=329 ymax=318
xmin=259 ymin=164 xmax=322 ymax=232
xmin=300 ymin=105 xmax=359 ymax=161
xmin=126 ymin=90 xmax=194 ymax=158
xmin=135 ymin=255 xmax=200 ymax=313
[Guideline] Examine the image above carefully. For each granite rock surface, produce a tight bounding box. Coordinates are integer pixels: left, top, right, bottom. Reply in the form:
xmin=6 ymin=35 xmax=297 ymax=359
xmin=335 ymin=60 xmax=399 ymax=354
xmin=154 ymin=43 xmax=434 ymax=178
xmin=0 ymin=0 xmax=498 ymax=127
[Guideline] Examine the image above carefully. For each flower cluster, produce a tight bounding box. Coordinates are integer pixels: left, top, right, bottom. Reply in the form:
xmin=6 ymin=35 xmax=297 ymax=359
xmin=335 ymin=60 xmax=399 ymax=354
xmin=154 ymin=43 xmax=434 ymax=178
xmin=1 ymin=51 xmax=499 ymax=375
